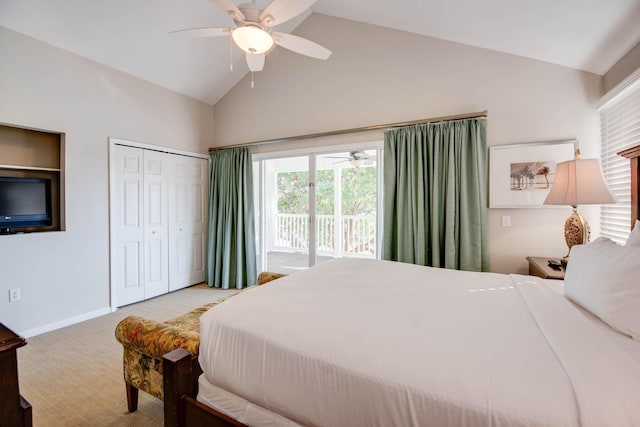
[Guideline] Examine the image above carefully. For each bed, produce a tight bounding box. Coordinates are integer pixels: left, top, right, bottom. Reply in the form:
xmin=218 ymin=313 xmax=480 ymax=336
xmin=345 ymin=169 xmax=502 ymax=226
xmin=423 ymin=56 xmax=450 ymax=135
xmin=163 ymin=145 xmax=640 ymax=427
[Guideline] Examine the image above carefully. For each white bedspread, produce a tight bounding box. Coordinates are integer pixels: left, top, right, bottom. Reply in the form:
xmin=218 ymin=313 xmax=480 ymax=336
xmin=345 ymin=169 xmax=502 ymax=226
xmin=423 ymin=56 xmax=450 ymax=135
xmin=198 ymin=259 xmax=640 ymax=427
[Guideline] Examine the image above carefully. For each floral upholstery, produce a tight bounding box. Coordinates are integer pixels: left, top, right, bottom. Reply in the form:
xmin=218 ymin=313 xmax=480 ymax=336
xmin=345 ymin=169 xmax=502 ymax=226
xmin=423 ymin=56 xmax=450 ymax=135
xmin=114 ymin=272 xmax=287 ymax=403
xmin=257 ymin=271 xmax=288 ymax=286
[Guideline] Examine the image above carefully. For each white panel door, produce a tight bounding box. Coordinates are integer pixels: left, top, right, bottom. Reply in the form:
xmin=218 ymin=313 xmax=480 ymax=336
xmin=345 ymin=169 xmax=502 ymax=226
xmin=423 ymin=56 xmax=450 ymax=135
xmin=143 ymin=150 xmax=169 ymax=299
xmin=112 ymin=145 xmax=145 ymax=306
xmin=168 ymin=156 xmax=208 ymax=291
xmin=190 ymin=157 xmax=208 ymax=284
xmin=168 ymin=156 xmax=191 ymax=291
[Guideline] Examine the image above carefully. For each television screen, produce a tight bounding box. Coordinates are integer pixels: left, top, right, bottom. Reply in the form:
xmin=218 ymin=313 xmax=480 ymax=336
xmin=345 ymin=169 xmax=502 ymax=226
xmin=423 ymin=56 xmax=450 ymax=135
xmin=0 ymin=177 xmax=52 ymax=228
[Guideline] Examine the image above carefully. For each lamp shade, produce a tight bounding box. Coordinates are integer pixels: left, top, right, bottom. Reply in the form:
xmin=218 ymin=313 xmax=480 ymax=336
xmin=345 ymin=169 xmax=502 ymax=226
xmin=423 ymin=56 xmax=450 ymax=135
xmin=232 ymin=26 xmax=274 ymax=54
xmin=544 ymin=159 xmax=616 ymax=206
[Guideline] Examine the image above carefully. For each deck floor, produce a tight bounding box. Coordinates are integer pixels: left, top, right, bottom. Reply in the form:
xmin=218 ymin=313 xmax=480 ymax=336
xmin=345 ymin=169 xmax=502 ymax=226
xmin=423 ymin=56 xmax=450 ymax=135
xmin=266 ymin=251 xmax=334 ymax=275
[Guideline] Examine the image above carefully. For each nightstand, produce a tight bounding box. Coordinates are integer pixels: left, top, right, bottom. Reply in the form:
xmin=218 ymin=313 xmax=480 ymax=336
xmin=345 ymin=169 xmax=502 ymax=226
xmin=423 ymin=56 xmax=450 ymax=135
xmin=526 ymin=256 xmax=565 ymax=280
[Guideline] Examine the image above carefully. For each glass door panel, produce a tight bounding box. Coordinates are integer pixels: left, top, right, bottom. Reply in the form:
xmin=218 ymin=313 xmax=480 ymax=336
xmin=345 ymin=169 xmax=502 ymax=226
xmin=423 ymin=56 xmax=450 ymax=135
xmin=264 ymin=156 xmax=310 ymax=274
xmin=316 ymin=150 xmax=378 ymax=265
xmin=314 ymin=154 xmax=335 ymax=267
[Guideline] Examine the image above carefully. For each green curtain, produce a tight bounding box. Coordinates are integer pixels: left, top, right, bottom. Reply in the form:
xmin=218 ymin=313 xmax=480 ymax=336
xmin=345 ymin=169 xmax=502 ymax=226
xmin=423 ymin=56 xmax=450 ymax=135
xmin=383 ymin=118 xmax=488 ymax=271
xmin=207 ymin=147 xmax=257 ymax=289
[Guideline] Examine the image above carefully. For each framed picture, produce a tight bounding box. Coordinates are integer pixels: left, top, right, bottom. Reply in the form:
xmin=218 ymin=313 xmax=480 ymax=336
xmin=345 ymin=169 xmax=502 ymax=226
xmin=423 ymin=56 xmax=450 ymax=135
xmin=489 ymin=140 xmax=576 ymax=208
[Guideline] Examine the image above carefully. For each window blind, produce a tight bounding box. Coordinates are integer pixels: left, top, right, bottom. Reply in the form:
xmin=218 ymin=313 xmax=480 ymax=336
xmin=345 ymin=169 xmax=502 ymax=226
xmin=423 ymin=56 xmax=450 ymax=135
xmin=599 ymin=79 xmax=640 ymax=244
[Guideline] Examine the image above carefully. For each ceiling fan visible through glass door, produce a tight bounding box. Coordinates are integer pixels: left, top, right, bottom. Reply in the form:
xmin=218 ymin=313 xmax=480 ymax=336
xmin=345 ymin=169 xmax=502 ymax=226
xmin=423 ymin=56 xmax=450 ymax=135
xmin=325 ymin=151 xmax=377 ymax=168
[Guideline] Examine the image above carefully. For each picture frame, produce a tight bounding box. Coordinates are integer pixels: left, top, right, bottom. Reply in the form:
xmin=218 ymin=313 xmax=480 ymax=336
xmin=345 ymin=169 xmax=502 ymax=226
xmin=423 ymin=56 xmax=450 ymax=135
xmin=489 ymin=140 xmax=576 ymax=208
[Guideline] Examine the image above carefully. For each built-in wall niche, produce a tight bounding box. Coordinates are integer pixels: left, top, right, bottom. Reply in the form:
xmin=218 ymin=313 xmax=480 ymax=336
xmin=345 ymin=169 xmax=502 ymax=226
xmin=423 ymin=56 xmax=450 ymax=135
xmin=0 ymin=123 xmax=65 ymax=234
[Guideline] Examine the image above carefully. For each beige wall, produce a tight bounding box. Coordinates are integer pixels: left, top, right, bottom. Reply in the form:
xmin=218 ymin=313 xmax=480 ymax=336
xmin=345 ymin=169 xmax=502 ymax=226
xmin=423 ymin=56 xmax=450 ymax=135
xmin=603 ymin=41 xmax=640 ymax=93
xmin=0 ymin=27 xmax=214 ymax=335
xmin=213 ymin=14 xmax=602 ymax=274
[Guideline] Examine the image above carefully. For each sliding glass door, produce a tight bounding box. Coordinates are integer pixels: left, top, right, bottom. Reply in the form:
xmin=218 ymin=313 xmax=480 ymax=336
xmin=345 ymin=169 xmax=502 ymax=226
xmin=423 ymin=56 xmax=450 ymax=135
xmin=255 ymin=147 xmax=381 ymax=275
xmin=315 ymin=150 xmax=378 ymax=265
xmin=256 ymin=156 xmax=310 ymax=274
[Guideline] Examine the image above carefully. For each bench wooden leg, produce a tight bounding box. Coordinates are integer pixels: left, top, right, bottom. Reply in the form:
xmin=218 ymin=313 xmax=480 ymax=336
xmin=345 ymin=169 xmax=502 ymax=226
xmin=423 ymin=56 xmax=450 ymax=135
xmin=126 ymin=383 xmax=139 ymax=412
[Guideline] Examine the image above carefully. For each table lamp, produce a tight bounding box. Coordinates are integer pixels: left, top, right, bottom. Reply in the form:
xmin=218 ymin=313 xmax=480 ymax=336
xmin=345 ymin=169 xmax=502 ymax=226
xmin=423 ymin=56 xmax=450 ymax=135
xmin=543 ymin=151 xmax=616 ymax=265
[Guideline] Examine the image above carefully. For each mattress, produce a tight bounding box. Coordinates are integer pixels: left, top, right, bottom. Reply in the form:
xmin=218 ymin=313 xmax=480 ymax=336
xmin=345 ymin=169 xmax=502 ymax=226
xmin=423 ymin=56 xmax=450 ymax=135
xmin=198 ymin=258 xmax=640 ymax=427
xmin=198 ymin=375 xmax=302 ymax=426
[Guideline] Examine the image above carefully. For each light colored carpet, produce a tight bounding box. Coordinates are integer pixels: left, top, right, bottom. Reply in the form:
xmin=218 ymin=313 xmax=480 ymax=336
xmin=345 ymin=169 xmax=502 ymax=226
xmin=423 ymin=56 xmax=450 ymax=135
xmin=17 ymin=284 xmax=239 ymax=427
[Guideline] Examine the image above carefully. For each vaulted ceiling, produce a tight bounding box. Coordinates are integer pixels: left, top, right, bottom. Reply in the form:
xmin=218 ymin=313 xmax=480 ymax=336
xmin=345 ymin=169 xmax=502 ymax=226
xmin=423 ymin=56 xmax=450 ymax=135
xmin=1 ymin=0 xmax=639 ymax=105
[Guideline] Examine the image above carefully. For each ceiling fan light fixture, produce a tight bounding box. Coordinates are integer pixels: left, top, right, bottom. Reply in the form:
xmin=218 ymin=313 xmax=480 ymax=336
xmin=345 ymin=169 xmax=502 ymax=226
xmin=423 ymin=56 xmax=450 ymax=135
xmin=232 ymin=26 xmax=273 ymax=54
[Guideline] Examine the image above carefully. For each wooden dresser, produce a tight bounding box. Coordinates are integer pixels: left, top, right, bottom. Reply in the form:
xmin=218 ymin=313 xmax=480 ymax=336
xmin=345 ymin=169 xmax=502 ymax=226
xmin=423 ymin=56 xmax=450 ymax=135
xmin=0 ymin=323 xmax=32 ymax=427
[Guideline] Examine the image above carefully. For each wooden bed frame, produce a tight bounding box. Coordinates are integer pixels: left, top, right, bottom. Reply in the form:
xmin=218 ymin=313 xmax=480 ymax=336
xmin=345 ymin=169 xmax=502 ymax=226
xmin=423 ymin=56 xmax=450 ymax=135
xmin=162 ymin=348 xmax=244 ymax=427
xmin=619 ymin=145 xmax=640 ymax=229
xmin=162 ymin=144 xmax=640 ymax=427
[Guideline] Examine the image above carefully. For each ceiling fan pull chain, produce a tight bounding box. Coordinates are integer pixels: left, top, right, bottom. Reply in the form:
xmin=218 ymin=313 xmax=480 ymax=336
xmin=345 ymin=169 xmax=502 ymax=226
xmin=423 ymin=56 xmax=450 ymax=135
xmin=229 ymin=35 xmax=233 ymax=72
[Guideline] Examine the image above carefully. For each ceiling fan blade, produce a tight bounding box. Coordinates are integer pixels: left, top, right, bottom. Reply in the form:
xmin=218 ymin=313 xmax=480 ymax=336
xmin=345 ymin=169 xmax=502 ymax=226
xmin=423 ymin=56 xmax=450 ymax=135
xmin=272 ymin=32 xmax=331 ymax=60
xmin=246 ymin=52 xmax=265 ymax=72
xmin=210 ymin=0 xmax=246 ymax=21
xmin=169 ymin=27 xmax=232 ymax=38
xmin=260 ymin=0 xmax=316 ymax=27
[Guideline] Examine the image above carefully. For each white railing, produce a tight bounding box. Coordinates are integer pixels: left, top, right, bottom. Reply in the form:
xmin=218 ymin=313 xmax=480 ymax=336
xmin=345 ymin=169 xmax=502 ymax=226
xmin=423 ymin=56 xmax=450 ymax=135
xmin=275 ymin=214 xmax=309 ymax=251
xmin=275 ymin=213 xmax=376 ymax=256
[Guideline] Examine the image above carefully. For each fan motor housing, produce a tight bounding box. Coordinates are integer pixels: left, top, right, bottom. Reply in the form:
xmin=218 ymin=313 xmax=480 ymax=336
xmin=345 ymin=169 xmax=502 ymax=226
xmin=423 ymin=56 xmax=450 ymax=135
xmin=236 ymin=4 xmax=263 ymax=26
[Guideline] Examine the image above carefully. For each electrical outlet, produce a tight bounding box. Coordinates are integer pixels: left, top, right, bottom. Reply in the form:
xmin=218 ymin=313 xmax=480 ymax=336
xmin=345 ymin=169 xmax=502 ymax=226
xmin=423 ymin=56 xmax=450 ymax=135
xmin=501 ymin=215 xmax=511 ymax=227
xmin=9 ymin=288 xmax=21 ymax=302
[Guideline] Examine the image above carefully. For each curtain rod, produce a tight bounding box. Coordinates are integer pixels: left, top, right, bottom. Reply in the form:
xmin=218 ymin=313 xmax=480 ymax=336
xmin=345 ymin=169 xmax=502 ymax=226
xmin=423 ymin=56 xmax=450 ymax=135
xmin=208 ymin=110 xmax=488 ymax=152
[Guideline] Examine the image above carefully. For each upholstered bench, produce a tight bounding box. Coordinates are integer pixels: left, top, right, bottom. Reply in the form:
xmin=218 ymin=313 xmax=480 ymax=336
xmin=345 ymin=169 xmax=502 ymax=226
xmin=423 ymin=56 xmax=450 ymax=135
xmin=114 ymin=272 xmax=287 ymax=412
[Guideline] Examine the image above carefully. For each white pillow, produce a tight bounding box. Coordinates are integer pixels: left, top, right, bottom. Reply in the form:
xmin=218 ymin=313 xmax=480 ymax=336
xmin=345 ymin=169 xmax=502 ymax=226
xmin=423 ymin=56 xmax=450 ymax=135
xmin=564 ymin=237 xmax=640 ymax=340
xmin=625 ymin=220 xmax=640 ymax=248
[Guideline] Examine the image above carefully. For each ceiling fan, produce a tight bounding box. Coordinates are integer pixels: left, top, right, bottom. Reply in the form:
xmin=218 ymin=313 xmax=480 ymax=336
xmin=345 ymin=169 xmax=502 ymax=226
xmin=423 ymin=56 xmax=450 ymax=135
xmin=327 ymin=151 xmax=377 ymax=167
xmin=171 ymin=0 xmax=331 ymax=78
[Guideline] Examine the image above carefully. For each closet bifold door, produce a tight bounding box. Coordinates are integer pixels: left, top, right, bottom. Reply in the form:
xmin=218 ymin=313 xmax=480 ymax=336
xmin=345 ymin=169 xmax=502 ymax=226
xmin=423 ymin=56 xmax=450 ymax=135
xmin=111 ymin=144 xmax=207 ymax=306
xmin=112 ymin=145 xmax=145 ymax=306
xmin=168 ymin=154 xmax=189 ymax=291
xmin=168 ymin=156 xmax=208 ymax=291
xmin=143 ymin=150 xmax=170 ymax=299
xmin=190 ymin=157 xmax=208 ymax=285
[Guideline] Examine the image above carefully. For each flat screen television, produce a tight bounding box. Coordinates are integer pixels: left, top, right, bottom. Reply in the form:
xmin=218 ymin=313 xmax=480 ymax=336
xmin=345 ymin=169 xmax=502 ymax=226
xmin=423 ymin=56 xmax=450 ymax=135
xmin=0 ymin=177 xmax=52 ymax=231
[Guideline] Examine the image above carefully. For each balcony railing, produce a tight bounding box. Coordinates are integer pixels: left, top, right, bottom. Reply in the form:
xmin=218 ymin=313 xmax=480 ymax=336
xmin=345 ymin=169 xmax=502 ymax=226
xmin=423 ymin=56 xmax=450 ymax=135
xmin=274 ymin=213 xmax=376 ymax=256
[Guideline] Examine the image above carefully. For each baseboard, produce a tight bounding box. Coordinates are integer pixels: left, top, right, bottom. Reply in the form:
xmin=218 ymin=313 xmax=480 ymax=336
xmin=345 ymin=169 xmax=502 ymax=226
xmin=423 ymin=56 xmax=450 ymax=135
xmin=20 ymin=307 xmax=112 ymax=338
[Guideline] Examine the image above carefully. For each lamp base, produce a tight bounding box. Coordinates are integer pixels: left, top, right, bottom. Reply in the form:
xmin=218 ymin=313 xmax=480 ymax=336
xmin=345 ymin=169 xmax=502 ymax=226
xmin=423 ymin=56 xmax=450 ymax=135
xmin=562 ymin=206 xmax=590 ymax=265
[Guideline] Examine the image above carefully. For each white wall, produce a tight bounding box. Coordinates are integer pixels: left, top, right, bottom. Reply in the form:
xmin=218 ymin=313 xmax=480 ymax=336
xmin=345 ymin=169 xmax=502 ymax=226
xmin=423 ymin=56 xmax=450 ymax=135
xmin=213 ymin=14 xmax=603 ymax=274
xmin=0 ymin=27 xmax=214 ymax=336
